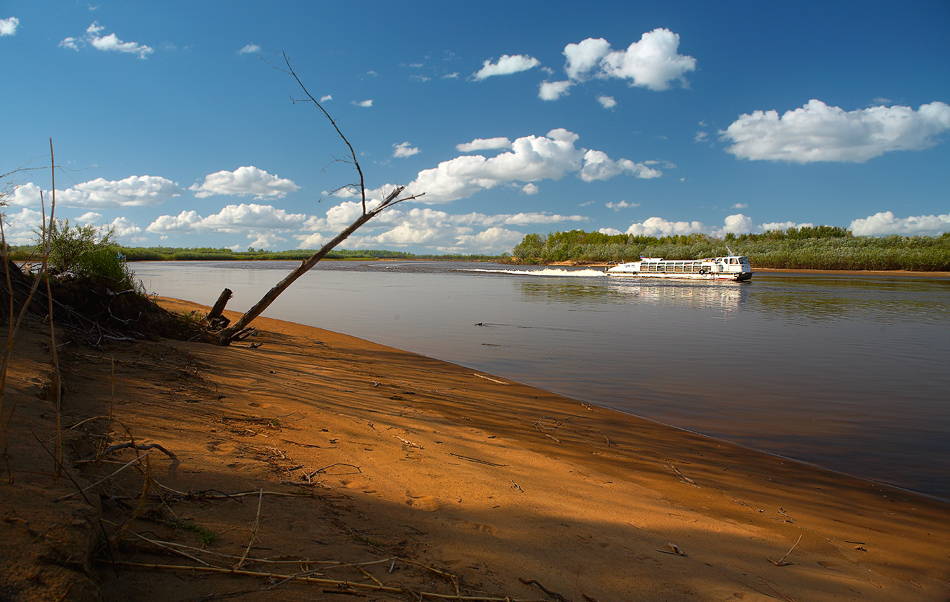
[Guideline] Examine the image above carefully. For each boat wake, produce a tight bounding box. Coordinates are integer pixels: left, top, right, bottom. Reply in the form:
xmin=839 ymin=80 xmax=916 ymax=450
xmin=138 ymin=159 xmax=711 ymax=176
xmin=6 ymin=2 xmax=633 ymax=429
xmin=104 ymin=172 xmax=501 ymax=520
xmin=463 ymin=267 xmax=607 ymax=278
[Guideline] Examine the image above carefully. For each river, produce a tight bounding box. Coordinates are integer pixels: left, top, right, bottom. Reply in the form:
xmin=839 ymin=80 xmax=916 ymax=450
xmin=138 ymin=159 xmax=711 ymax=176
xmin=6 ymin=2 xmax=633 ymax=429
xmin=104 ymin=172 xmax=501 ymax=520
xmin=131 ymin=260 xmax=950 ymax=500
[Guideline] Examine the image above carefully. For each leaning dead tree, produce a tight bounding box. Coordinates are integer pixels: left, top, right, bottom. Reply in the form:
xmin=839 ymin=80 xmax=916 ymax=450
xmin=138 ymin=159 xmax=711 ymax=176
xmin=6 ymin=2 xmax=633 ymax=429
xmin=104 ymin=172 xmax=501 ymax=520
xmin=215 ymin=53 xmax=423 ymax=345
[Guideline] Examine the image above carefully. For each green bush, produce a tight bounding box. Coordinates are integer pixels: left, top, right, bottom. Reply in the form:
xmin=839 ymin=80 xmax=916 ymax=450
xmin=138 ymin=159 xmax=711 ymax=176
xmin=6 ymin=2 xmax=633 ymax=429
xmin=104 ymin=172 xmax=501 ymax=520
xmin=41 ymin=219 xmax=137 ymax=291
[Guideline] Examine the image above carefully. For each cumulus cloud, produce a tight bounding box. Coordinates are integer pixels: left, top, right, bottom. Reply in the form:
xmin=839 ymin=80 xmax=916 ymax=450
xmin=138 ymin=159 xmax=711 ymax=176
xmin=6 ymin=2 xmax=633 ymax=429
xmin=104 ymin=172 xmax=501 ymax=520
xmin=238 ymin=43 xmax=261 ymax=54
xmin=189 ymin=166 xmax=299 ymax=199
xmin=1 ymin=16 xmax=19 ymax=36
xmin=850 ymin=211 xmax=950 ymax=236
xmin=456 ymin=137 xmax=513 ymax=152
xmin=597 ymin=95 xmax=617 ymax=109
xmin=606 ymin=200 xmax=640 ymax=210
xmin=580 ymin=150 xmax=661 ymax=182
xmin=8 ymin=176 xmax=183 ymax=208
xmin=107 ymin=216 xmax=143 ymax=240
xmin=392 ymin=141 xmax=420 ymax=158
xmin=353 ymin=100 xmax=373 ymax=108
xmin=320 ymin=94 xmax=332 ymax=102
xmin=300 ymin=205 xmax=586 ymax=254
xmin=521 ymin=183 xmax=539 ymax=195
xmin=1 ymin=208 xmax=43 ymax=244
xmin=759 ymin=221 xmax=814 ymax=232
xmin=147 ymin=203 xmax=310 ymax=248
xmin=732 ymin=203 xmax=748 ymax=209
xmin=59 ymin=21 xmax=153 ymax=59
xmin=721 ymin=100 xmax=950 ymax=163
xmin=401 ymin=128 xmax=660 ymax=203
xmin=561 ymin=29 xmax=696 ymax=92
xmin=622 ymin=214 xmax=752 ymax=238
xmin=76 ymin=212 xmax=103 ymax=223
xmin=539 ymin=80 xmax=572 ymax=101
xmin=473 ymin=54 xmax=540 ymax=80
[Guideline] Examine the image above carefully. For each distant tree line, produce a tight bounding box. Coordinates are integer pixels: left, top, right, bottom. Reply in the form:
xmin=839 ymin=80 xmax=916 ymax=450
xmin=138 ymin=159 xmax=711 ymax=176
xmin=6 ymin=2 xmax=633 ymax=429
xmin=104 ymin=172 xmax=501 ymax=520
xmin=505 ymin=226 xmax=950 ymax=271
xmin=6 ymin=243 xmax=498 ymax=263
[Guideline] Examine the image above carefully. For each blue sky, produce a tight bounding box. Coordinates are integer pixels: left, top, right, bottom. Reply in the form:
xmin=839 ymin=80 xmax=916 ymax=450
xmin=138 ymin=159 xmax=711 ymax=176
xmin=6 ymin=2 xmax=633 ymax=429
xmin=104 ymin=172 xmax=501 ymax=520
xmin=2 ymin=1 xmax=949 ymax=253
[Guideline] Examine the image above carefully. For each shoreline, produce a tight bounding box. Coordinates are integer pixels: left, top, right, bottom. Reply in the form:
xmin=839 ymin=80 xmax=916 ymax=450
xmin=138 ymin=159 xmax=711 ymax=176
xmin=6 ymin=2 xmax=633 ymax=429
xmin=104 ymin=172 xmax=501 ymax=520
xmin=2 ymin=298 xmax=948 ymax=601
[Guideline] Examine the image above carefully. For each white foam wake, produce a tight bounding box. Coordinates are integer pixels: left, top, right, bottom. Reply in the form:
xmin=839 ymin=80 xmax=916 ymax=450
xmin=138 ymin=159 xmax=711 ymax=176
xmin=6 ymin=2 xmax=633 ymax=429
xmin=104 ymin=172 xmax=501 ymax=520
xmin=464 ymin=267 xmax=607 ymax=278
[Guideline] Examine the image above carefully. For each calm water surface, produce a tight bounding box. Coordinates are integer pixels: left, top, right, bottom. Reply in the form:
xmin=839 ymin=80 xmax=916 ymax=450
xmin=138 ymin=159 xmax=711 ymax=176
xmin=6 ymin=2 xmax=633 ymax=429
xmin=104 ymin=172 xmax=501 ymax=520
xmin=133 ymin=261 xmax=950 ymax=499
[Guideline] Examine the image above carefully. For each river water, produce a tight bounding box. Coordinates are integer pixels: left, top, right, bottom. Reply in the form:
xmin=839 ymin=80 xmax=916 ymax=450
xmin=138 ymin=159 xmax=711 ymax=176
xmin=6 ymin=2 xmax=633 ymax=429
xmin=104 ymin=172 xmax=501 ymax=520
xmin=131 ymin=261 xmax=950 ymax=500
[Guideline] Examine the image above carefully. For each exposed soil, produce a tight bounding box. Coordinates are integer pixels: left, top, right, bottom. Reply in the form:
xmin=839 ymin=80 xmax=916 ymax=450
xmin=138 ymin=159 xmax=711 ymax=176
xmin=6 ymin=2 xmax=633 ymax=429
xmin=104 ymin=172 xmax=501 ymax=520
xmin=1 ymin=296 xmax=948 ymax=601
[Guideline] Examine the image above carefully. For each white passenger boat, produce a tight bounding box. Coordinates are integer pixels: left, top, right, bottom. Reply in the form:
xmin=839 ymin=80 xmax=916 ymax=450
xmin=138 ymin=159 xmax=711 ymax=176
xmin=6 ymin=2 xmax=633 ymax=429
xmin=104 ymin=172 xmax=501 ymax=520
xmin=607 ymin=252 xmax=753 ymax=282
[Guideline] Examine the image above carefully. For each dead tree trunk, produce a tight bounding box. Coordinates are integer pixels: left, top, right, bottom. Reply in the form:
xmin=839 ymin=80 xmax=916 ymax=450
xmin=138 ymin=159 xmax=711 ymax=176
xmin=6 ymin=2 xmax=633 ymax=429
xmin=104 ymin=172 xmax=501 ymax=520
xmin=213 ymin=52 xmax=422 ymax=345
xmin=217 ymin=187 xmax=408 ymax=345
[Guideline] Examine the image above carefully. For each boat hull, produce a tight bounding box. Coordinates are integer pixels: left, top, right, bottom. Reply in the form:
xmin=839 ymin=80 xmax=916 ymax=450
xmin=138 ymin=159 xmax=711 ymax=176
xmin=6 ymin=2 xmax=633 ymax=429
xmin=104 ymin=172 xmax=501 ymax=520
xmin=608 ymin=271 xmax=752 ymax=282
xmin=606 ymin=253 xmax=753 ymax=282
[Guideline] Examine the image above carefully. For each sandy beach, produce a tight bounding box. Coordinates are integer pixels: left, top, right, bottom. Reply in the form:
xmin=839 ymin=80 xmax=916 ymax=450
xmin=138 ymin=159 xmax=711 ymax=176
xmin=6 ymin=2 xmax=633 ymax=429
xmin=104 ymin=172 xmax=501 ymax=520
xmin=1 ymin=297 xmax=948 ymax=601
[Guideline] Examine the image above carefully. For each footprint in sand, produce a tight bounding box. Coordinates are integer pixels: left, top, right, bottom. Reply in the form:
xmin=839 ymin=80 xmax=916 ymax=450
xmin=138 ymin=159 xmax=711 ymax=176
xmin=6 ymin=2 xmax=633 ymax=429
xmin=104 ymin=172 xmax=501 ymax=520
xmin=449 ymin=519 xmax=498 ymax=535
xmin=405 ymin=493 xmax=440 ymax=511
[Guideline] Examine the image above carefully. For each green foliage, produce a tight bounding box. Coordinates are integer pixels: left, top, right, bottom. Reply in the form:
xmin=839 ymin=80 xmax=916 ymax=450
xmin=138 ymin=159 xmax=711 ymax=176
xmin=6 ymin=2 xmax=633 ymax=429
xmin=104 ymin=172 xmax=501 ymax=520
xmin=41 ymin=219 xmax=137 ymax=290
xmin=509 ymin=227 xmax=950 ymax=271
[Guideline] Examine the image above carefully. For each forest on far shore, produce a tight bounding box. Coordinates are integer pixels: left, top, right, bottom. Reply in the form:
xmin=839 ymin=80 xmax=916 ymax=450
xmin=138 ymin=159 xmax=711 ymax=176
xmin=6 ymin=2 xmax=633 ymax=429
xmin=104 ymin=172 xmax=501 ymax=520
xmin=8 ymin=224 xmax=950 ymax=272
xmin=504 ymin=226 xmax=950 ymax=271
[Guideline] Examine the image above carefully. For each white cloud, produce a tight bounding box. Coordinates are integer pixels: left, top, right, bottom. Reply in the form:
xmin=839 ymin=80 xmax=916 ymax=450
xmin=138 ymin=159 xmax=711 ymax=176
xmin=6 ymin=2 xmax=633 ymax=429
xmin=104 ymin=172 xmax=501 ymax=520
xmin=293 ymin=202 xmax=587 ymax=254
xmin=403 ymin=128 xmax=659 ymax=203
xmin=63 ymin=175 xmax=183 ymax=208
xmin=606 ymin=200 xmax=640 ymax=210
xmin=732 ymin=203 xmax=747 ymax=209
xmin=521 ymin=183 xmax=539 ymax=195
xmin=722 ymin=213 xmax=753 ymax=235
xmin=456 ymin=137 xmax=513 ymax=152
xmin=107 ymin=216 xmax=143 ymax=240
xmin=598 ymin=227 xmax=622 ymax=236
xmin=597 ymin=95 xmax=617 ymax=109
xmin=147 ymin=204 xmax=310 ymax=247
xmin=189 ymin=166 xmax=299 ymax=199
xmin=850 ymin=211 xmax=950 ymax=236
xmin=76 ymin=212 xmax=103 ymax=223
xmin=353 ymin=100 xmax=373 ymax=108
xmin=759 ymin=221 xmax=814 ymax=232
xmin=320 ymin=94 xmax=332 ymax=102
xmin=721 ymin=100 xmax=950 ymax=163
xmin=539 ymin=80 xmax=572 ymax=101
xmin=561 ymin=29 xmax=696 ymax=93
xmin=146 ymin=210 xmax=202 ymax=235
xmin=580 ymin=150 xmax=661 ymax=182
xmin=238 ymin=43 xmax=261 ymax=54
xmin=61 ymin=21 xmax=154 ymax=59
xmin=1 ymin=208 xmax=43 ymax=245
xmin=564 ymin=37 xmax=611 ymax=80
xmin=473 ymin=54 xmax=540 ymax=80
xmin=625 ymin=216 xmax=708 ymax=237
xmin=0 ymin=16 xmax=19 ymax=36
xmin=7 ymin=182 xmax=43 ymax=206
xmin=9 ymin=176 xmax=183 ymax=209
xmin=622 ymin=214 xmax=752 ymax=238
xmin=392 ymin=141 xmax=420 ymax=158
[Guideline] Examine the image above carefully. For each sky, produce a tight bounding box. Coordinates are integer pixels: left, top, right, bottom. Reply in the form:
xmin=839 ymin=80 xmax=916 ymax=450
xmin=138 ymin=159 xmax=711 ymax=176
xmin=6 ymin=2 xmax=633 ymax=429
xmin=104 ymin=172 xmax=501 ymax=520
xmin=2 ymin=1 xmax=949 ymax=254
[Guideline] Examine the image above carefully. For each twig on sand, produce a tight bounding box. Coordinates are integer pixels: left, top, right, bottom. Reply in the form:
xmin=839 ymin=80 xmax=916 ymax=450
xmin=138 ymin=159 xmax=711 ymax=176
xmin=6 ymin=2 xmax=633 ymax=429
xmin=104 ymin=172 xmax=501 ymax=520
xmin=235 ymin=488 xmax=264 ymax=570
xmin=666 ymin=461 xmax=697 ymax=487
xmin=99 ymin=560 xmax=540 ymax=601
xmin=447 ymin=453 xmax=507 ymax=467
xmin=55 ymin=452 xmax=150 ymax=501
xmin=77 ymin=441 xmax=177 ymax=465
xmin=473 ymin=373 xmax=508 ymax=385
xmin=657 ymin=543 xmax=687 ymax=557
xmin=768 ymin=534 xmax=803 ymax=567
xmin=518 ymin=578 xmax=567 ymax=602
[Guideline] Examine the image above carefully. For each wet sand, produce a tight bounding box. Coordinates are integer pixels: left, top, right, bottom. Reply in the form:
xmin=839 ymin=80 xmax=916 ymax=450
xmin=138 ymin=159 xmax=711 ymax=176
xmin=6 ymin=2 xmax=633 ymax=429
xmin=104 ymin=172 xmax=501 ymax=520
xmin=1 ymin=297 xmax=948 ymax=601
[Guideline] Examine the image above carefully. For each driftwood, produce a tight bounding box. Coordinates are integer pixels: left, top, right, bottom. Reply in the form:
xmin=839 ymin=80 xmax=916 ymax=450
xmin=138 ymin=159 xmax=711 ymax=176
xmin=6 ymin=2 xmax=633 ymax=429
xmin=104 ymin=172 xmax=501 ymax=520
xmin=206 ymin=288 xmax=232 ymax=328
xmin=212 ymin=52 xmax=423 ymax=346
